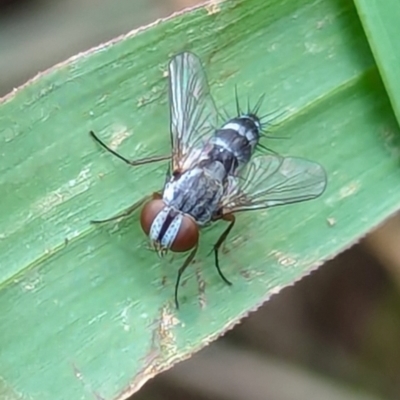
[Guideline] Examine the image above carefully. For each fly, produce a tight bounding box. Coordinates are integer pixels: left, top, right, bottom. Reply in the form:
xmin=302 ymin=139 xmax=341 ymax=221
xmin=90 ymin=51 xmax=327 ymax=308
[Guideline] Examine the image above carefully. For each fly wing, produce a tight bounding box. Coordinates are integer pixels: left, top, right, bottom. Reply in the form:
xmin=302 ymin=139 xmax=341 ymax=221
xmin=221 ymin=154 xmax=327 ymax=213
xmin=168 ymin=52 xmax=218 ymax=171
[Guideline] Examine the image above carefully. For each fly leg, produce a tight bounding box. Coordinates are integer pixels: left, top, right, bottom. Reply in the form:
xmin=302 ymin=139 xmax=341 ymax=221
xmin=90 ymin=131 xmax=170 ymax=166
xmin=212 ymin=214 xmax=235 ymax=286
xmin=174 ymin=245 xmax=198 ymax=309
xmin=91 ymin=192 xmax=161 ymax=224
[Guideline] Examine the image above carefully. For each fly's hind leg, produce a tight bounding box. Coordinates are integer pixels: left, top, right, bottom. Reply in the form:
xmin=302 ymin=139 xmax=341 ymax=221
xmin=89 ymin=130 xmax=170 ymax=166
xmin=211 ymin=214 xmax=235 ymax=286
xmin=91 ymin=192 xmax=161 ymax=224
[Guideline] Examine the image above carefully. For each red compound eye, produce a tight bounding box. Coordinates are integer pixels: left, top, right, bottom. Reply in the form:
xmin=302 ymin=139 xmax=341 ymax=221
xmin=170 ymin=214 xmax=199 ymax=253
xmin=140 ymin=199 xmax=165 ymax=235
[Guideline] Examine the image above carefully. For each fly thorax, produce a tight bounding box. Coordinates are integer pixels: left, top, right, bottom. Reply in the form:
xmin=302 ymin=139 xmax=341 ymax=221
xmin=181 ymin=147 xmax=209 ymax=171
xmin=202 ymin=159 xmax=227 ymax=182
xmin=163 ymin=167 xmax=202 ymax=204
xmin=149 ymin=206 xmax=182 ymax=250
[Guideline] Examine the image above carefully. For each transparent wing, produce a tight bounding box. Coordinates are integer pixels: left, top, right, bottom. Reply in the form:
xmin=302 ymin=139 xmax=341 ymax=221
xmin=221 ymin=154 xmax=327 ymax=213
xmin=168 ymin=52 xmax=218 ymax=171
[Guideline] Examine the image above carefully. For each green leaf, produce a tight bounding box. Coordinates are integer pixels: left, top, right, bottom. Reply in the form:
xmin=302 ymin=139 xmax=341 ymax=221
xmin=354 ymin=0 xmax=400 ymax=126
xmin=1 ymin=0 xmax=399 ymax=399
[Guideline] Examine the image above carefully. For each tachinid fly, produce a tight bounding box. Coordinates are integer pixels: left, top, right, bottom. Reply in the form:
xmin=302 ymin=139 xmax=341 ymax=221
xmin=90 ymin=52 xmax=327 ymax=308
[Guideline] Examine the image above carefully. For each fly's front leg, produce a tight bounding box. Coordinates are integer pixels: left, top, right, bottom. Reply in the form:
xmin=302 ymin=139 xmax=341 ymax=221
xmin=90 ymin=131 xmax=170 ymax=166
xmin=211 ymin=213 xmax=235 ymax=286
xmin=91 ymin=192 xmax=161 ymax=224
xmin=174 ymin=244 xmax=198 ymax=309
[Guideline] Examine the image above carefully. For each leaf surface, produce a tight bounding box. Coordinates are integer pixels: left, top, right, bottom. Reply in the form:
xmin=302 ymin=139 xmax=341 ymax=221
xmin=1 ymin=0 xmax=400 ymax=399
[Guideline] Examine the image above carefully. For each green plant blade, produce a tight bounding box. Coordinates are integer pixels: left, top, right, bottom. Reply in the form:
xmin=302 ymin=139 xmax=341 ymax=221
xmin=1 ymin=0 xmax=400 ymax=399
xmin=354 ymin=0 xmax=400 ymax=126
